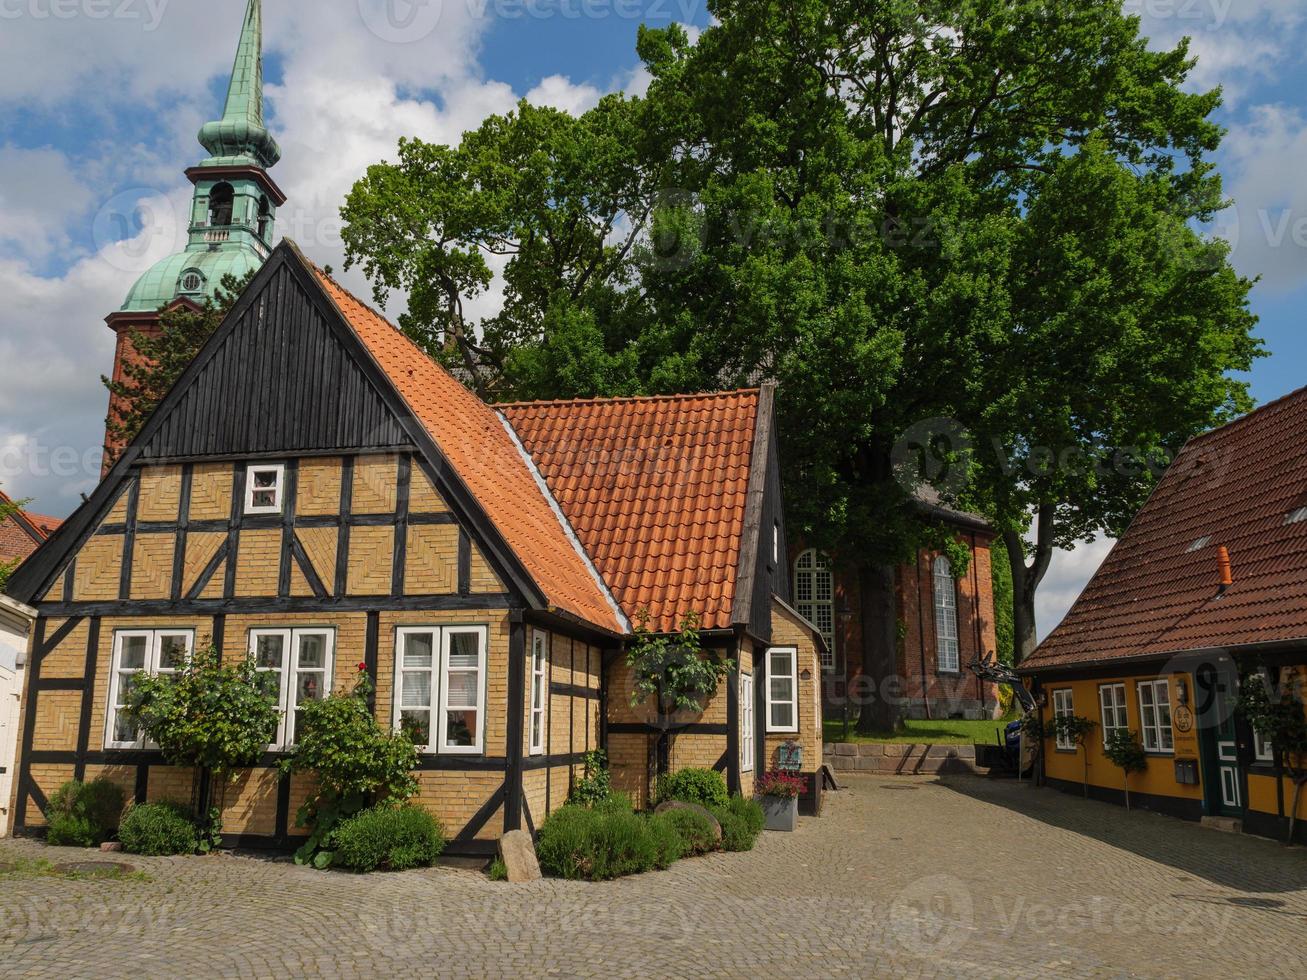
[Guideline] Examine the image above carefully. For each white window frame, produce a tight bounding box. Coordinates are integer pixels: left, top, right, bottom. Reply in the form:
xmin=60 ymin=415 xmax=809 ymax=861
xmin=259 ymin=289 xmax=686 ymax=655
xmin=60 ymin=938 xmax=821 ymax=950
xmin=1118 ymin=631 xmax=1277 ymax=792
xmin=529 ymin=629 xmax=549 ymax=756
xmin=1052 ymin=689 xmax=1075 ymax=751
xmin=244 ymin=462 xmax=286 ymax=515
xmin=438 ymin=625 xmax=489 ymax=755
xmin=1254 ymin=729 xmax=1274 ymax=764
xmin=249 ymin=627 xmax=335 ymax=749
xmin=105 ymin=629 xmax=195 ymax=749
xmin=1137 ymin=679 xmax=1174 ymax=754
xmin=794 ymin=549 xmax=835 ymax=670
xmin=933 ymin=556 xmax=961 ymax=674
xmin=766 ymin=646 xmax=799 ymax=733
xmin=394 ymin=627 xmax=439 ymax=753
xmin=1098 ymin=683 xmax=1128 ymax=748
xmin=740 ymin=672 xmax=755 ymax=773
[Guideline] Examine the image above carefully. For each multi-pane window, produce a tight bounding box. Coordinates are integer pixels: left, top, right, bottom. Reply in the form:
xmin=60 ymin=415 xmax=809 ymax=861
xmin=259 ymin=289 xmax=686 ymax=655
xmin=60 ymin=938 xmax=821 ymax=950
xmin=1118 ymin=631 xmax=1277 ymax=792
xmin=740 ymin=673 xmax=755 ymax=772
xmin=250 ymin=628 xmax=333 ymax=748
xmin=1052 ymin=689 xmax=1075 ymax=750
xmin=393 ymin=626 xmax=488 ymax=754
xmin=244 ymin=462 xmax=286 ymax=514
xmin=933 ymin=556 xmax=960 ymax=673
xmin=766 ymin=647 xmax=799 ymax=733
xmin=1137 ymin=679 xmax=1174 ymax=753
xmin=794 ymin=549 xmax=834 ymax=670
xmin=105 ymin=629 xmax=194 ymax=749
xmin=1098 ymin=683 xmax=1128 ymax=747
xmin=529 ymin=630 xmax=548 ymax=756
xmin=1254 ymin=729 xmax=1274 ymax=763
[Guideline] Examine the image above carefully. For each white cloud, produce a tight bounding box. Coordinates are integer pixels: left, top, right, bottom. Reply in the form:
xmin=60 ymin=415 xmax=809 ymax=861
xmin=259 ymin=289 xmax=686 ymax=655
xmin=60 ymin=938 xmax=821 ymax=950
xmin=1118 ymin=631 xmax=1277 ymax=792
xmin=525 ymin=74 xmax=602 ymax=114
xmin=0 ymin=146 xmax=95 ymax=261
xmin=1218 ymin=104 xmax=1307 ymax=292
xmin=1035 ymin=537 xmax=1115 ymax=642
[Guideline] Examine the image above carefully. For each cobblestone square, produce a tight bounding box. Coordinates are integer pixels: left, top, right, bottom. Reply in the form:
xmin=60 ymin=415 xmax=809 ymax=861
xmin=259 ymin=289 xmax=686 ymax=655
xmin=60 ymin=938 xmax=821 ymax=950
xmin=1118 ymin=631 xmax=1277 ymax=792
xmin=3 ymin=775 xmax=1304 ymax=978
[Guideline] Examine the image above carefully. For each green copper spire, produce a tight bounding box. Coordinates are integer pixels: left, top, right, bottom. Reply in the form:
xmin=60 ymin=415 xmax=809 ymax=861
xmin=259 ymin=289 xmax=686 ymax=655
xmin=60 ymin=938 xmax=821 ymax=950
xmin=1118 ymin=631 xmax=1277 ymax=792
xmin=120 ymin=0 xmax=284 ymax=313
xmin=197 ymin=0 xmax=281 ymax=169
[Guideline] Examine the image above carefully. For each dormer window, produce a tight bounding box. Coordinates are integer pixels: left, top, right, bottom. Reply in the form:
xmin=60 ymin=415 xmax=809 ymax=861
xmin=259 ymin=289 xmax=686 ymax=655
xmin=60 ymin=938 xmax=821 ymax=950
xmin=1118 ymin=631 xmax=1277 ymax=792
xmin=179 ymin=269 xmax=205 ymax=294
xmin=1287 ymin=508 xmax=1307 ymax=526
xmin=208 ymin=182 xmax=235 ymax=227
xmin=245 ymin=463 xmax=285 ymax=514
xmin=1186 ymin=535 xmax=1211 ymax=553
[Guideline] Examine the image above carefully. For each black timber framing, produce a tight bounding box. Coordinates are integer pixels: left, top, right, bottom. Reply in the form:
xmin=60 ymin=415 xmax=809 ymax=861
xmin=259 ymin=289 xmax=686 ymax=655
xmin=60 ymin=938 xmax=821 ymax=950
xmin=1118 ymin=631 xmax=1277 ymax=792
xmin=277 ymin=458 xmax=299 ymax=597
xmin=13 ymin=616 xmax=46 ymax=830
xmin=3 ymin=243 xmax=552 ymax=623
xmin=36 ymin=595 xmax=515 ymax=618
xmin=504 ymin=615 xmax=527 ymax=832
xmin=169 ymin=463 xmax=193 ymax=601
xmin=391 ymin=454 xmax=411 ymax=594
xmin=223 ymin=462 xmax=245 ymax=599
xmin=365 ymin=611 xmax=380 ymax=714
xmin=335 ymin=455 xmax=353 ymax=596
xmin=73 ymin=618 xmax=101 ymax=781
xmin=116 ymin=476 xmax=140 ymax=600
xmin=726 ymin=631 xmax=742 ymax=795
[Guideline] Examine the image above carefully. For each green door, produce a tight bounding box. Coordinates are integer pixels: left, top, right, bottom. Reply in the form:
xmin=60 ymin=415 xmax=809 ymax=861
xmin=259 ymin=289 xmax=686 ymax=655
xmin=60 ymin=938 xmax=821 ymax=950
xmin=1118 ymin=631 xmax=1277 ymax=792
xmin=1198 ymin=666 xmax=1243 ymax=818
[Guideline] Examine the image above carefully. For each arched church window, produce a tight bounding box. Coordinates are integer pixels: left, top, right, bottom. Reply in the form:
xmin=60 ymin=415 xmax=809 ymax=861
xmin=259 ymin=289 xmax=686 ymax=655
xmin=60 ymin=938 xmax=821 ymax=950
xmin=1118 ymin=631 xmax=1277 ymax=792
xmin=179 ymin=270 xmax=204 ymax=294
xmin=794 ymin=549 xmax=834 ymax=670
xmin=933 ymin=556 xmax=960 ymax=673
xmin=208 ymin=183 xmax=235 ymax=227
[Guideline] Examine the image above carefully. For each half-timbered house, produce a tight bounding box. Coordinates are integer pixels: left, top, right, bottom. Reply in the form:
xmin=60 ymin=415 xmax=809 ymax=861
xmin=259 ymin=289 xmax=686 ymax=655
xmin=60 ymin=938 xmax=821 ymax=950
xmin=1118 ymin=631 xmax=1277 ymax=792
xmin=4 ymin=242 xmax=824 ymax=854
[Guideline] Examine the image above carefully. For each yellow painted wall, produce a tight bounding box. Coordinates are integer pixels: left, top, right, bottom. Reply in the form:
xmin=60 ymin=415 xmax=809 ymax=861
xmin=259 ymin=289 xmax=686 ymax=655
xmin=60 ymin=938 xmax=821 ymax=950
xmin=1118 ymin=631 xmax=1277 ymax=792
xmin=1041 ymin=671 xmax=1203 ymax=804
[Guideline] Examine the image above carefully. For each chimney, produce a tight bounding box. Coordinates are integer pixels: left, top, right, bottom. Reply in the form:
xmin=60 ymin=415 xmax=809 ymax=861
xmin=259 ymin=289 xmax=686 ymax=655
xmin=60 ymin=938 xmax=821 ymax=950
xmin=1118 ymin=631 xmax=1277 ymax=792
xmin=1217 ymin=546 xmax=1233 ymax=596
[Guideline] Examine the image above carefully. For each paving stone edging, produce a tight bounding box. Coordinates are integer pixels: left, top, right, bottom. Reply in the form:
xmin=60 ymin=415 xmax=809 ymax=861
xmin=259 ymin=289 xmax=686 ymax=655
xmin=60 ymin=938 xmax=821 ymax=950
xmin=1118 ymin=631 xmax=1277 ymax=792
xmin=822 ymin=742 xmax=981 ymax=775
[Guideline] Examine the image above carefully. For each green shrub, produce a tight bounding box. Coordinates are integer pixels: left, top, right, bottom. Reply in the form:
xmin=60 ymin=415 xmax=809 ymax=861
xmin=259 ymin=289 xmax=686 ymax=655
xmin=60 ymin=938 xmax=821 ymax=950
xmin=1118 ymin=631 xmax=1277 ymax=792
xmin=568 ymin=749 xmax=612 ymax=807
xmin=655 ymin=767 xmax=728 ymax=809
xmin=118 ymin=801 xmax=199 ymax=856
xmin=333 ymin=804 xmax=445 ymax=872
xmin=592 ymin=792 xmax=634 ymax=815
xmin=536 ymin=805 xmax=682 ymax=880
xmin=653 ymin=807 xmax=719 ymax=856
xmin=488 ymin=857 xmax=508 ymax=881
xmin=45 ymin=778 xmax=126 ymax=847
xmin=711 ymin=795 xmax=765 ymax=852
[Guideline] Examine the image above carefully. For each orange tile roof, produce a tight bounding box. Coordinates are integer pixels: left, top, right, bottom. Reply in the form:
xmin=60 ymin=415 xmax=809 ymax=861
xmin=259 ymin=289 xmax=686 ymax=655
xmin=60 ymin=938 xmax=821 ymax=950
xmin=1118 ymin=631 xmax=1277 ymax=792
xmin=1026 ymin=385 xmax=1307 ymax=672
xmin=309 ymin=267 xmax=623 ymax=634
xmin=501 ymin=390 xmax=760 ymax=633
xmin=0 ymin=490 xmax=61 ymax=567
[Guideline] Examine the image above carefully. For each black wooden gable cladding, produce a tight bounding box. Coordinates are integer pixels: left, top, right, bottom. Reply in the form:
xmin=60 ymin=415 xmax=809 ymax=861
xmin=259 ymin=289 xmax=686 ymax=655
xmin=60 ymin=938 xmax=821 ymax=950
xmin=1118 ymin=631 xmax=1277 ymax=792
xmin=139 ymin=263 xmax=410 ymax=460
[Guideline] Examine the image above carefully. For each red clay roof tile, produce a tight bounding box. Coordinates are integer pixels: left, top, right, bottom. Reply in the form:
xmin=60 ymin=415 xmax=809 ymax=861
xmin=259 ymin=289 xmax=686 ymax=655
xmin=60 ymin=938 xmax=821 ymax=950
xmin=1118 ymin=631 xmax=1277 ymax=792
xmin=310 ymin=268 xmax=623 ymax=634
xmin=1027 ymin=385 xmax=1307 ymax=671
xmin=501 ymin=390 xmax=760 ymax=633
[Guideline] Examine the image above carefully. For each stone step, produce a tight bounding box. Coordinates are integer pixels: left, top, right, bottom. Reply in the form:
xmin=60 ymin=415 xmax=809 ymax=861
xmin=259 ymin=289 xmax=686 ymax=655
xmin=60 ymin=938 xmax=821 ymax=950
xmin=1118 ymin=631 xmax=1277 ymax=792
xmin=1200 ymin=816 xmax=1243 ymax=835
xmin=821 ymin=743 xmax=981 ymax=775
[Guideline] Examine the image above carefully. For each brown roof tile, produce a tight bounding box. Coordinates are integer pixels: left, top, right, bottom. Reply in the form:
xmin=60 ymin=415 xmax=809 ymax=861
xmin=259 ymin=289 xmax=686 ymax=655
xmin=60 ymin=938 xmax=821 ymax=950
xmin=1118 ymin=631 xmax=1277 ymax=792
xmin=501 ymin=390 xmax=760 ymax=633
xmin=310 ymin=268 xmax=623 ymax=634
xmin=1026 ymin=386 xmax=1307 ymax=671
xmin=0 ymin=490 xmax=61 ymax=567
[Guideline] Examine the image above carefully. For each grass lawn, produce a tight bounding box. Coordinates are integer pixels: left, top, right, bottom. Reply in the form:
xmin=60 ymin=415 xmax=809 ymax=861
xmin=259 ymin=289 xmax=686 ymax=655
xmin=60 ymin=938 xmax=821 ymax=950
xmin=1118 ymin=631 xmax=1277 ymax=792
xmin=824 ymin=716 xmax=1013 ymax=746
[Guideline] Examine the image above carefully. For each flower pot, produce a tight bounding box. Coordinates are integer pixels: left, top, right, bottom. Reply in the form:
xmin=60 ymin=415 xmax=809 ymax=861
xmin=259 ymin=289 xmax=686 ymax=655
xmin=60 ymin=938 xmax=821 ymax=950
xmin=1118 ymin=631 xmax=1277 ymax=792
xmin=761 ymin=795 xmax=798 ymax=832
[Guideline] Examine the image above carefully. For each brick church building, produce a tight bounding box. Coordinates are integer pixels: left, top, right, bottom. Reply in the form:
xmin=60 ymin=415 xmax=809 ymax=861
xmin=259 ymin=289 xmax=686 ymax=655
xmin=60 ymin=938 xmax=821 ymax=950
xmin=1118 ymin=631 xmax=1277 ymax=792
xmin=794 ymin=489 xmax=1001 ymax=723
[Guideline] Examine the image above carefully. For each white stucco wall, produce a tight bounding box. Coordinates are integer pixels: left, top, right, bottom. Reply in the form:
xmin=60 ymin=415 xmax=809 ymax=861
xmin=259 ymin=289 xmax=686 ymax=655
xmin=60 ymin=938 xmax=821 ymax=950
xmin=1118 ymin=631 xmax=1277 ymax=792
xmin=0 ymin=604 xmax=32 ymax=837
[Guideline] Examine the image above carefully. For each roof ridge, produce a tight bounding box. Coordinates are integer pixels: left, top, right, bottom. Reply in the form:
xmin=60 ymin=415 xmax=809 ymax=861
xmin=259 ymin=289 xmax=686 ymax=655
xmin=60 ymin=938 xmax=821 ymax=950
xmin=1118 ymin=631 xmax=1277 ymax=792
xmin=1187 ymin=383 xmax=1307 ymax=448
xmin=498 ymin=388 xmax=761 ymax=410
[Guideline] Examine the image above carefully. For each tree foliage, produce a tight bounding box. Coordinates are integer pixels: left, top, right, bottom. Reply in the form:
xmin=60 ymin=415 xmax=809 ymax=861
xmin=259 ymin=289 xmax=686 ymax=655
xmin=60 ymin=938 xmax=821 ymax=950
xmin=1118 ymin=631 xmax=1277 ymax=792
xmin=101 ymin=272 xmax=253 ymax=456
xmin=626 ymin=611 xmax=732 ymax=720
xmin=1239 ymin=664 xmax=1307 ymax=843
xmin=0 ymin=489 xmax=31 ymax=589
xmin=341 ymin=1 xmax=1260 ymax=676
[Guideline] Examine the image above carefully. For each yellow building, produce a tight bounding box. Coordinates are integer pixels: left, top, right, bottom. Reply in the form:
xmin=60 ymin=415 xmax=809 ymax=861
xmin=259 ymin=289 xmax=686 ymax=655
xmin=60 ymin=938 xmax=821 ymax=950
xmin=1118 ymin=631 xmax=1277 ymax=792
xmin=3 ymin=243 xmax=824 ymax=855
xmin=1021 ymin=387 xmax=1307 ymax=842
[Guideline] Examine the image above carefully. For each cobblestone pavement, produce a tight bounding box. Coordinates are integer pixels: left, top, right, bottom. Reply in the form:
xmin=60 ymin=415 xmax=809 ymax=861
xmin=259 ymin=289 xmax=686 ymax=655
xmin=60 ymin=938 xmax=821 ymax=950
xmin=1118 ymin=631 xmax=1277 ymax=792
xmin=3 ymin=775 xmax=1306 ymax=978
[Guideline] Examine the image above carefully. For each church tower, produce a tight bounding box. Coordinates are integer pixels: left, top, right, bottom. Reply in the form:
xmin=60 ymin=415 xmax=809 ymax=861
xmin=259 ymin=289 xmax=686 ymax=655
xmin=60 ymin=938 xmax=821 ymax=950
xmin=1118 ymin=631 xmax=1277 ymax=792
xmin=104 ymin=0 xmax=284 ymax=459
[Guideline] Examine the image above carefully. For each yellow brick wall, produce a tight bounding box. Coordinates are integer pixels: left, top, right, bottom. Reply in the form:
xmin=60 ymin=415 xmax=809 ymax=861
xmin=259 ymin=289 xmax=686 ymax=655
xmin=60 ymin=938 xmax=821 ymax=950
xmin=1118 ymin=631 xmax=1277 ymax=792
xmin=352 ymin=454 xmax=399 ymax=514
xmin=297 ymin=458 xmax=342 ymax=516
xmin=188 ymin=463 xmax=233 ymax=520
xmin=408 ymin=467 xmax=448 ymax=514
xmin=405 ymin=524 xmax=459 ymax=594
xmin=347 ymin=526 xmax=393 ymax=595
xmin=233 ymin=530 xmax=281 ymax=597
xmin=73 ymin=535 xmax=123 ymax=601
xmin=136 ymin=464 xmax=182 ymax=522
xmin=130 ymin=533 xmax=176 ymax=600
xmin=763 ymin=601 xmax=823 ymax=775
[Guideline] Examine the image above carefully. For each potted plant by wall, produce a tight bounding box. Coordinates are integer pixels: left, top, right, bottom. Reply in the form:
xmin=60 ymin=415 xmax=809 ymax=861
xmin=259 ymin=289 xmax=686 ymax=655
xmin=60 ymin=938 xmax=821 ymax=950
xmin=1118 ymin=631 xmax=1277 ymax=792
xmin=757 ymin=771 xmax=804 ymax=831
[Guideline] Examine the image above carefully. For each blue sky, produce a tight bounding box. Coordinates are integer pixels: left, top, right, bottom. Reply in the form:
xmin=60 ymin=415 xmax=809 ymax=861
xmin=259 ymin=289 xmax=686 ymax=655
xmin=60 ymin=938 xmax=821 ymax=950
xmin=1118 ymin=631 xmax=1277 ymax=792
xmin=0 ymin=0 xmax=1303 ymax=637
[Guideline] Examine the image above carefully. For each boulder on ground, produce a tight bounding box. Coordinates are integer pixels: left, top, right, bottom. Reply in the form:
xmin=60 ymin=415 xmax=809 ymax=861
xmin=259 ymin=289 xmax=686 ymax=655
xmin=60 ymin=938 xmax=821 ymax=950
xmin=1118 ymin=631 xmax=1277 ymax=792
xmin=497 ymin=829 xmax=541 ymax=883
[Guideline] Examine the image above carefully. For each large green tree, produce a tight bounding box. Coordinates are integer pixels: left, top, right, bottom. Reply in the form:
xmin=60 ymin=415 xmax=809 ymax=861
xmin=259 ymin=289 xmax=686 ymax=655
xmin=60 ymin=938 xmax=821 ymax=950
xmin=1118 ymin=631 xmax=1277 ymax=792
xmin=341 ymin=0 xmax=1260 ymax=727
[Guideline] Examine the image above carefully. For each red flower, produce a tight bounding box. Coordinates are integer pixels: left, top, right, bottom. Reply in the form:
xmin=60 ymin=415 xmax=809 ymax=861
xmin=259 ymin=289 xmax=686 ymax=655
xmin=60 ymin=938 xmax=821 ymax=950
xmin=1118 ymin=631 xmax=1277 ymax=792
xmin=357 ymin=662 xmax=368 ymax=673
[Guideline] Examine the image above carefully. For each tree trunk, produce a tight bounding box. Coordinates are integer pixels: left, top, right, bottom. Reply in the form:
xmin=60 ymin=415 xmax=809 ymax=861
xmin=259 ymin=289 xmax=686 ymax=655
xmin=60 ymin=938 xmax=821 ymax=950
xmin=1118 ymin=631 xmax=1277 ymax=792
xmin=855 ymin=563 xmax=902 ymax=734
xmin=1082 ymin=749 xmax=1089 ymax=799
xmin=1004 ymin=504 xmax=1056 ymax=666
xmin=1289 ymin=776 xmax=1304 ymax=846
xmin=1123 ymin=773 xmax=1132 ymax=812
